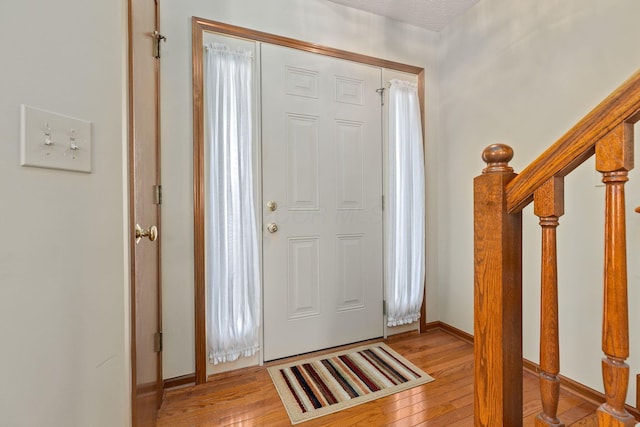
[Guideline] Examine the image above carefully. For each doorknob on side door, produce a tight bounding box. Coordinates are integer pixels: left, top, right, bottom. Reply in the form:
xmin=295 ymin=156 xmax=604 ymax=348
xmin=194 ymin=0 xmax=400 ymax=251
xmin=135 ymin=224 xmax=158 ymax=244
xmin=635 ymin=206 xmax=640 ymax=213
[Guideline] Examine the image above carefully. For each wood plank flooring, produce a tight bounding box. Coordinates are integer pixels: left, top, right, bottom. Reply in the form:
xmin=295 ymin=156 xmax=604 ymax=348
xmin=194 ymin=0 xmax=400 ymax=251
xmin=157 ymin=330 xmax=598 ymax=426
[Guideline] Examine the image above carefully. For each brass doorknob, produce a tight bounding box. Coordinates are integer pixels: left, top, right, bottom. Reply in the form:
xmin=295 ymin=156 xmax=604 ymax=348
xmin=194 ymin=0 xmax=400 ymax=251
xmin=267 ymin=223 xmax=278 ymax=233
xmin=635 ymin=206 xmax=640 ymax=213
xmin=135 ymin=224 xmax=158 ymax=244
xmin=266 ymin=200 xmax=278 ymax=211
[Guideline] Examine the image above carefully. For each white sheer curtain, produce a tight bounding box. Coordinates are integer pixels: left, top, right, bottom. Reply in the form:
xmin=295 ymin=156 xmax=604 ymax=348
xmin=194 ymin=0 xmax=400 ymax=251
xmin=386 ymin=79 xmax=425 ymax=327
xmin=205 ymin=43 xmax=260 ymax=364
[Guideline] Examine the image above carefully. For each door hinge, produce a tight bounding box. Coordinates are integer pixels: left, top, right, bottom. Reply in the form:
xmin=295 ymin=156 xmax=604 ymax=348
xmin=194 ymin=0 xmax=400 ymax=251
xmin=153 ymin=184 xmax=162 ymax=205
xmin=381 ymin=195 xmax=385 ymax=210
xmin=154 ymin=332 xmax=163 ymax=353
xmin=153 ymin=30 xmax=166 ymax=59
xmin=383 ymin=300 xmax=387 ymax=315
xmin=376 ymin=87 xmax=385 ymax=106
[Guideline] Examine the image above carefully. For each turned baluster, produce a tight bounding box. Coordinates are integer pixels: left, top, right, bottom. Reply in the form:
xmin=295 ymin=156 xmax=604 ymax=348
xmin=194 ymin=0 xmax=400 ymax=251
xmin=595 ymin=123 xmax=636 ymax=427
xmin=534 ymin=177 xmax=565 ymax=427
xmin=474 ymin=144 xmax=523 ymax=426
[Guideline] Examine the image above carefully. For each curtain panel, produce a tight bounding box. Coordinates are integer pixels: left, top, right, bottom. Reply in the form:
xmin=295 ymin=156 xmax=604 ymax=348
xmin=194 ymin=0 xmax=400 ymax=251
xmin=205 ymin=44 xmax=260 ymax=364
xmin=386 ymin=79 xmax=426 ymax=327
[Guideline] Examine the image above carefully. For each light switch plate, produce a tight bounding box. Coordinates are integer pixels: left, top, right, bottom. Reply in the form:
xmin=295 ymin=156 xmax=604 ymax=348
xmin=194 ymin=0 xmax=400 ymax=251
xmin=21 ymin=105 xmax=92 ymax=173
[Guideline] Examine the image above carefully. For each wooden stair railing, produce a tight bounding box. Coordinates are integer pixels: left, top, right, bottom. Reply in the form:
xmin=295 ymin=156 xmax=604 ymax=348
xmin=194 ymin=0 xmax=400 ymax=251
xmin=474 ymin=69 xmax=640 ymax=427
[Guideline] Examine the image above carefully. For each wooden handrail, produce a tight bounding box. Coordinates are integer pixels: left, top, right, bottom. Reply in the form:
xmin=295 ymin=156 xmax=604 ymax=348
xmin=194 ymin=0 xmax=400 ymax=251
xmin=506 ymin=69 xmax=640 ymax=213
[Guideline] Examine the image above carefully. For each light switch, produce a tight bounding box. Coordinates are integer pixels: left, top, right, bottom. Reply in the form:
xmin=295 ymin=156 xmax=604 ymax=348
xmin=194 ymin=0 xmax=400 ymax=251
xmin=20 ymin=105 xmax=92 ymax=173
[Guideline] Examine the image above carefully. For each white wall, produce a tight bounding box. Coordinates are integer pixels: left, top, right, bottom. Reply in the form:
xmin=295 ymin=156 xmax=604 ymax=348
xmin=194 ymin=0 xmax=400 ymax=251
xmin=160 ymin=0 xmax=440 ymax=379
xmin=0 ymin=1 xmax=130 ymax=426
xmin=438 ymin=0 xmax=640 ymax=405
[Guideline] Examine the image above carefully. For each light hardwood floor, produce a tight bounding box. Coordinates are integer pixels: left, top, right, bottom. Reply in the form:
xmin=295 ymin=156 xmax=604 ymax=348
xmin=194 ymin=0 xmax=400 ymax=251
xmin=157 ymin=330 xmax=598 ymax=426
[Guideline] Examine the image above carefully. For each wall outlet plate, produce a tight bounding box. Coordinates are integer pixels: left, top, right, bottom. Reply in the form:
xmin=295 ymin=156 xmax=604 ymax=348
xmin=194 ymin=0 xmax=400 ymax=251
xmin=20 ymin=104 xmax=92 ymax=173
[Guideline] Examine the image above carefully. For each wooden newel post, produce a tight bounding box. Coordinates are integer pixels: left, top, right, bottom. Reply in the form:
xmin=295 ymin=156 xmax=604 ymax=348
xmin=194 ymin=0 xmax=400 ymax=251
xmin=474 ymin=144 xmax=523 ymax=426
xmin=595 ymin=123 xmax=635 ymax=427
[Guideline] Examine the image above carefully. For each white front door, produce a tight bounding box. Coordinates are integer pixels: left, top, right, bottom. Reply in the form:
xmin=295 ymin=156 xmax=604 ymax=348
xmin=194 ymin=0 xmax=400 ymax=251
xmin=262 ymin=43 xmax=384 ymax=361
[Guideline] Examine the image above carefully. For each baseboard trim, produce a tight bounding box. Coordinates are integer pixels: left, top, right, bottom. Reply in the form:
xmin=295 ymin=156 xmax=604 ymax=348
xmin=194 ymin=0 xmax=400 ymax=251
xmin=137 ymin=381 xmax=161 ymax=395
xmin=426 ymin=321 xmax=640 ymax=421
xmin=426 ymin=321 xmax=474 ymax=344
xmin=164 ymin=373 xmax=196 ymax=390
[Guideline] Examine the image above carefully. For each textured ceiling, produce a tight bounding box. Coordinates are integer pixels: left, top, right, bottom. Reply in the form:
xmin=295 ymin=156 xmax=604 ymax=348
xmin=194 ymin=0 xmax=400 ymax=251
xmin=327 ymin=0 xmax=481 ymax=32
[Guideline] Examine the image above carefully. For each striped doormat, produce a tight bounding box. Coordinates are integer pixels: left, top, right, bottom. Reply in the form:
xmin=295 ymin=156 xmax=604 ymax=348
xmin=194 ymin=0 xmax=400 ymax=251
xmin=267 ymin=342 xmax=435 ymax=424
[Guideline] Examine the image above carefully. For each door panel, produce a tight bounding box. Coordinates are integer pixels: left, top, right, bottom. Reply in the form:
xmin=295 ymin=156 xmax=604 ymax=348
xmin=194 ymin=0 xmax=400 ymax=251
xmin=286 ymin=114 xmax=319 ymax=209
xmin=262 ymin=44 xmax=383 ymax=361
xmin=337 ymin=234 xmax=366 ymax=310
xmin=287 ymin=237 xmax=321 ymax=318
xmin=336 ymin=121 xmax=364 ymax=208
xmin=129 ymin=0 xmax=162 ymax=425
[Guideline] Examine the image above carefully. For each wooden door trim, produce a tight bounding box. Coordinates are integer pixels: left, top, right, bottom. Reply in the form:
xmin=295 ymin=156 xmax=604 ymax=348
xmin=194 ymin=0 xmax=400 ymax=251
xmin=192 ymin=17 xmax=426 ymax=384
xmin=191 ymin=18 xmax=207 ymax=385
xmin=154 ymin=0 xmax=163 ymax=408
xmin=127 ymin=0 xmax=138 ymax=417
xmin=636 ymin=374 xmax=639 ymax=410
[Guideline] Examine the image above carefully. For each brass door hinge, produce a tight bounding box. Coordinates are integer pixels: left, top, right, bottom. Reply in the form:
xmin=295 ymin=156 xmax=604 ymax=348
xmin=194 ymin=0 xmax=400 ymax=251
xmin=153 ymin=184 xmax=162 ymax=205
xmin=376 ymin=87 xmax=385 ymax=106
xmin=154 ymin=332 xmax=163 ymax=353
xmin=153 ymin=31 xmax=166 ymax=59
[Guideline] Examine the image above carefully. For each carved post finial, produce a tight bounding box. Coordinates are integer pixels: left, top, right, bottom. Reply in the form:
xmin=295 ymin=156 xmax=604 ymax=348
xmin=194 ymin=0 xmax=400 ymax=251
xmin=482 ymin=144 xmax=514 ymax=174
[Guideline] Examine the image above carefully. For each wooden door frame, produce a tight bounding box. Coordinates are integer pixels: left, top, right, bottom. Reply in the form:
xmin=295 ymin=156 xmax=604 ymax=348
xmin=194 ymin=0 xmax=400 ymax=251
xmin=128 ymin=0 xmax=163 ymax=422
xmin=192 ymin=17 xmax=426 ymax=384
